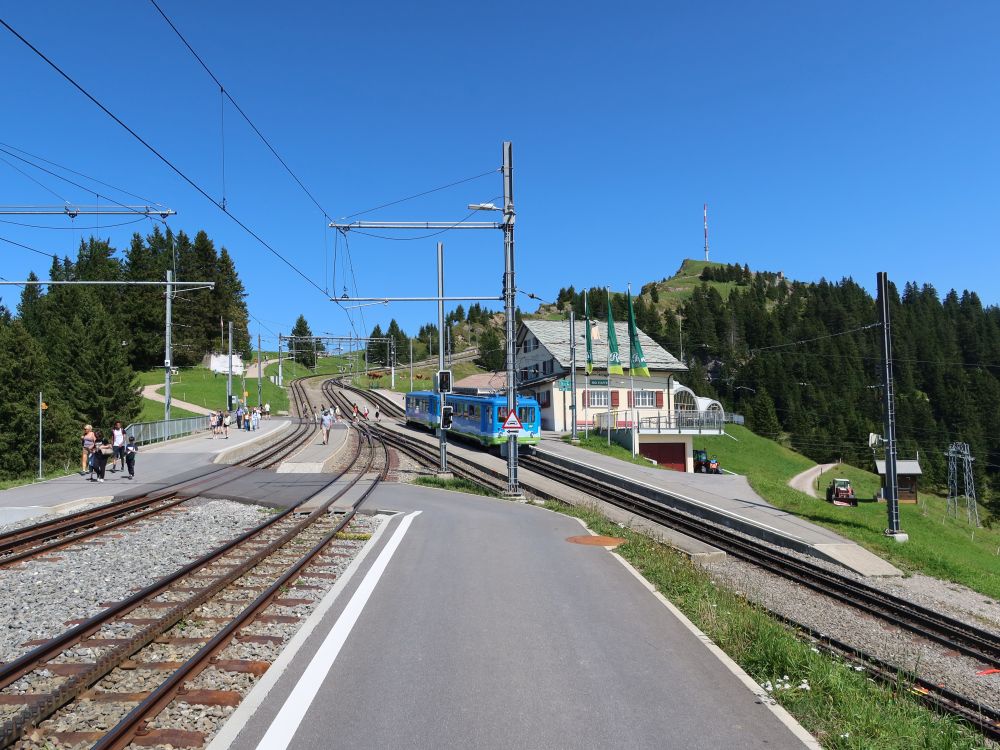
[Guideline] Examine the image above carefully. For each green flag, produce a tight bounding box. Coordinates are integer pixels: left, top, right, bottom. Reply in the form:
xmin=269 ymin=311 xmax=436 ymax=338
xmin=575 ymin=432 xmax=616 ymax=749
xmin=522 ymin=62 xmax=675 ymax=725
xmin=584 ymin=290 xmax=593 ymax=375
xmin=607 ymin=290 xmax=624 ymax=375
xmin=627 ymin=288 xmax=650 ymax=377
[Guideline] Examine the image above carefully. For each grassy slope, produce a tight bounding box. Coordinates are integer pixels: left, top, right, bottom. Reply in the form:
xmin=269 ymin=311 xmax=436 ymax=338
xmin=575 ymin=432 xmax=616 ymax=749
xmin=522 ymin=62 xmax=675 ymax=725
xmin=696 ymin=426 xmax=1000 ymax=598
xmin=137 ymin=399 xmax=199 ymax=423
xmin=140 ymin=365 xmax=292 ymax=414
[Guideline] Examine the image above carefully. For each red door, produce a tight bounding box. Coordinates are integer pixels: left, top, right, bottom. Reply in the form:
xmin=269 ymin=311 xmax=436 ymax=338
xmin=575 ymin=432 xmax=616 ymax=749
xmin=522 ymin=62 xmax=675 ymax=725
xmin=639 ymin=442 xmax=686 ymax=472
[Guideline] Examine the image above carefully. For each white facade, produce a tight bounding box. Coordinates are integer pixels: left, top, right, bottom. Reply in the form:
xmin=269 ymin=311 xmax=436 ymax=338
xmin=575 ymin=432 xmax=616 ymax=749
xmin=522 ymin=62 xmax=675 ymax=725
xmin=208 ymin=353 xmax=245 ymax=376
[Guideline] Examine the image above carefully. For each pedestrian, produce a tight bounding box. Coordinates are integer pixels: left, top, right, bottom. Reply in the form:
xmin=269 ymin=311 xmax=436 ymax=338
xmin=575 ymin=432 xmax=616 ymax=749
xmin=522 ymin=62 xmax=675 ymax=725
xmin=245 ymin=409 xmax=251 ymax=431
xmin=124 ymin=436 xmax=138 ymax=479
xmin=362 ymin=405 xmax=370 ymax=420
xmin=334 ymin=404 xmax=341 ymax=422
xmin=92 ymin=433 xmax=112 ymax=483
xmin=236 ymin=405 xmax=244 ymax=430
xmin=375 ymin=405 xmax=380 ymax=421
xmin=81 ymin=424 xmax=96 ymax=475
xmin=264 ymin=402 xmax=271 ymax=420
xmin=321 ymin=408 xmax=333 ymax=445
xmin=213 ymin=410 xmax=222 ymax=438
xmin=223 ymin=411 xmax=231 ymax=438
xmin=352 ymin=403 xmax=358 ymax=421
xmin=111 ymin=420 xmax=126 ymax=472
xmin=313 ymin=407 xmax=319 ymax=425
xmin=252 ymin=408 xmax=260 ymax=431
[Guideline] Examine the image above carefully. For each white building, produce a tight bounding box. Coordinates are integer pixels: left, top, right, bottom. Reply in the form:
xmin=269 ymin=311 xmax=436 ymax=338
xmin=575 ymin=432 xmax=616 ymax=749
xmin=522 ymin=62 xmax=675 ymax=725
xmin=207 ymin=353 xmax=245 ymax=377
xmin=514 ymin=319 xmax=724 ymax=471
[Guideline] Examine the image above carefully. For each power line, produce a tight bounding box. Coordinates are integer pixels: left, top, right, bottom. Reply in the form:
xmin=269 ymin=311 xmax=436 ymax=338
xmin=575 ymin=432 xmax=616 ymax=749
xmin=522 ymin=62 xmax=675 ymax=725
xmin=339 ymin=170 xmax=500 ymax=220
xmin=0 ymin=16 xmax=329 ymax=298
xmin=0 ymin=216 xmax=147 ymax=231
xmin=749 ymin=322 xmax=880 ymax=354
xmin=0 ymin=235 xmax=58 ymax=259
xmin=0 ymin=153 xmax=69 ymax=202
xmin=148 ymin=0 xmax=332 ymax=222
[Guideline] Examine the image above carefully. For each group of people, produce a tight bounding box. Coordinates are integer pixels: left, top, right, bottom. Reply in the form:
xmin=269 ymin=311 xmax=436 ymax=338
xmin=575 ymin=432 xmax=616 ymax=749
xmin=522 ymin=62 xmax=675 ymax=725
xmin=80 ymin=421 xmax=137 ymax=482
xmin=315 ymin=401 xmax=382 ymax=446
xmin=211 ymin=403 xmax=268 ymax=438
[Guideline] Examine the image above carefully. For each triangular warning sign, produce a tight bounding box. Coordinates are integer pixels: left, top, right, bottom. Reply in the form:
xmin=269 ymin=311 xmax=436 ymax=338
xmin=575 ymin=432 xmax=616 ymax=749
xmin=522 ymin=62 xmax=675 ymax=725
xmin=502 ymin=411 xmax=523 ymax=431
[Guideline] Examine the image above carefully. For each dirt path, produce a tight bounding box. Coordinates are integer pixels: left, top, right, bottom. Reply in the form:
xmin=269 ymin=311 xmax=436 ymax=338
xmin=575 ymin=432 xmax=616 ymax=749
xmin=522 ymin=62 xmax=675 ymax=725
xmin=140 ymin=384 xmax=215 ymax=416
xmin=787 ymin=462 xmax=838 ymax=497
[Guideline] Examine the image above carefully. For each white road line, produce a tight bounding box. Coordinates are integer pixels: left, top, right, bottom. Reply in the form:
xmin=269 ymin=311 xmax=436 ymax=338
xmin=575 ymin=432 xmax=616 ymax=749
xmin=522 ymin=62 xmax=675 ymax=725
xmin=252 ymin=510 xmax=421 ymax=750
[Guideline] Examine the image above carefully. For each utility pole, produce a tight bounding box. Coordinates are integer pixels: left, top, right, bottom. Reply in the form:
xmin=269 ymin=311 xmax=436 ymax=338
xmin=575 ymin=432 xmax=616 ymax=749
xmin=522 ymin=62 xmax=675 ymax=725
xmin=227 ymin=321 xmax=234 ymax=411
xmin=410 ymin=338 xmax=414 ymax=392
xmin=278 ymin=333 xmax=283 ymax=387
xmin=257 ymin=333 xmax=263 ymax=408
xmin=37 ymin=391 xmax=43 ymax=480
xmin=437 ymin=242 xmax=449 ymax=474
xmin=703 ymin=203 xmax=710 ymax=262
xmin=877 ymin=272 xmax=905 ymax=542
xmin=570 ymin=311 xmax=578 ymax=442
xmin=164 ymin=270 xmax=173 ymax=420
xmin=502 ymin=141 xmax=520 ymax=496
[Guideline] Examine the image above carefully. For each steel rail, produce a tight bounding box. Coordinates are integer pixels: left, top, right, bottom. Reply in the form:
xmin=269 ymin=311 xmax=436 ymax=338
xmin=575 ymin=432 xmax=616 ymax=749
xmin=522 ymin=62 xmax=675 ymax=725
xmin=520 ymin=454 xmax=1000 ymax=667
xmin=0 ymin=386 xmax=364 ymax=746
xmin=92 ymin=412 xmax=389 ymax=749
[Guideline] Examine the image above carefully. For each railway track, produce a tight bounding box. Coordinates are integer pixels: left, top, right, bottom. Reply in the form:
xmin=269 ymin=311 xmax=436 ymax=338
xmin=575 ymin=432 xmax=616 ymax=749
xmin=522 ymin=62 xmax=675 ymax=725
xmin=0 ymin=391 xmax=389 ymax=749
xmin=326 ymin=378 xmax=1000 ymax=739
xmin=0 ymin=378 xmax=318 ymax=569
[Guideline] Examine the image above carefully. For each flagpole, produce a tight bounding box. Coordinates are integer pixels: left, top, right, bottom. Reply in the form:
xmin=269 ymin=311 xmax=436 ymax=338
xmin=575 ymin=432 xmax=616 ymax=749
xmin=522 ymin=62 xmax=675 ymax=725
xmin=628 ymin=284 xmax=636 ymax=456
xmin=606 ymin=287 xmax=612 ymax=446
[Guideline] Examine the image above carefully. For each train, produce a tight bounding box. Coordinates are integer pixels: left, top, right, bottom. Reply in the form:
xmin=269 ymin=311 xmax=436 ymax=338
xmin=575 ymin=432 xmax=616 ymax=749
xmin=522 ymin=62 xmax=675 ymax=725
xmin=404 ymin=391 xmax=541 ymax=447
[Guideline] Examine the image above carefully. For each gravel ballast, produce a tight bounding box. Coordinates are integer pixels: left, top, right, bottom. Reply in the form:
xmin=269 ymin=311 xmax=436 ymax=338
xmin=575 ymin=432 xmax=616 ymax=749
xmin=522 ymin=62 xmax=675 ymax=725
xmin=0 ymin=498 xmax=271 ymax=663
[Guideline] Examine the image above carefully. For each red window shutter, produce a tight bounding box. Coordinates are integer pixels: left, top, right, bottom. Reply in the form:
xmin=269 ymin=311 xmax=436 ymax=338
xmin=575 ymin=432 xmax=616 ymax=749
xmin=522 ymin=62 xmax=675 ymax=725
xmin=655 ymin=391 xmax=664 ymax=409
xmin=611 ymin=390 xmax=620 ymax=408
xmin=582 ymin=390 xmax=589 ymax=408
xmin=627 ymin=391 xmax=633 ymax=407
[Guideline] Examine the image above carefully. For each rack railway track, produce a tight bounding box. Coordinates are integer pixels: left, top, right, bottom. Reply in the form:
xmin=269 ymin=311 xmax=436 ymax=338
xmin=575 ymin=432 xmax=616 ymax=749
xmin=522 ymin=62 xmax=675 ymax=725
xmin=0 ymin=378 xmax=319 ymax=569
xmin=0 ymin=385 xmax=389 ymax=749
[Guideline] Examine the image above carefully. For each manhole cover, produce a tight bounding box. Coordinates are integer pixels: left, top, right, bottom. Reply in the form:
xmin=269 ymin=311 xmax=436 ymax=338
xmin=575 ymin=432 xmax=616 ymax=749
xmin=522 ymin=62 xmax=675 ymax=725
xmin=566 ymin=535 xmax=625 ymax=548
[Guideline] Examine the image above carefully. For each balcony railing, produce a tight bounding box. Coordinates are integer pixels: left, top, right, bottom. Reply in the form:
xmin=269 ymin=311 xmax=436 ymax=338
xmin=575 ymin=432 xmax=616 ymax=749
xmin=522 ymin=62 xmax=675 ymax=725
xmin=595 ymin=409 xmax=724 ymax=434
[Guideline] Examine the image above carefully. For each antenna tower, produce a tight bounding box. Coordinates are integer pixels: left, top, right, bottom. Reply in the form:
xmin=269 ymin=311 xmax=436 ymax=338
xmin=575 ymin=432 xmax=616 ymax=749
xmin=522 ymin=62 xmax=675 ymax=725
xmin=703 ymin=203 xmax=710 ymax=261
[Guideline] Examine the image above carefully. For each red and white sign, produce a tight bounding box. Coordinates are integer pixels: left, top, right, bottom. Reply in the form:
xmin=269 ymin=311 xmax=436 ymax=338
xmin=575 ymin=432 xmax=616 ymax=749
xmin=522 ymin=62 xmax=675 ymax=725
xmin=501 ymin=411 xmax=523 ymax=432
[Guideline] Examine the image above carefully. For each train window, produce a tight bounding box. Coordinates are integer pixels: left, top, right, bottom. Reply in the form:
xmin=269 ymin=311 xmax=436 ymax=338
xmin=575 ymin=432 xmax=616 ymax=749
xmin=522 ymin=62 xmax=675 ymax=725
xmin=518 ymin=407 xmax=535 ymax=424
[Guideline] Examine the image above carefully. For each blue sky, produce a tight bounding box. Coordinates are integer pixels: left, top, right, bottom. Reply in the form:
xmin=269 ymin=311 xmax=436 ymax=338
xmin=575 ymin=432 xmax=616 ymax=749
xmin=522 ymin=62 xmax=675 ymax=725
xmin=2 ymin=2 xmax=998 ymax=351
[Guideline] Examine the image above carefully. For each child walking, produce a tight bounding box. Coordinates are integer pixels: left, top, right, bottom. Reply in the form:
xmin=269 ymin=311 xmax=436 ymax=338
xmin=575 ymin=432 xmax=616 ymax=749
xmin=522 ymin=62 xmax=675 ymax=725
xmin=125 ymin=436 xmax=138 ymax=479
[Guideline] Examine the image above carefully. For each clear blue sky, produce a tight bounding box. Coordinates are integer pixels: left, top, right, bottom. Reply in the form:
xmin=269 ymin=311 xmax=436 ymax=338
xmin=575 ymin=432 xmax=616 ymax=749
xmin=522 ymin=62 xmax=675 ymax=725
xmin=2 ymin=2 xmax=998 ymax=352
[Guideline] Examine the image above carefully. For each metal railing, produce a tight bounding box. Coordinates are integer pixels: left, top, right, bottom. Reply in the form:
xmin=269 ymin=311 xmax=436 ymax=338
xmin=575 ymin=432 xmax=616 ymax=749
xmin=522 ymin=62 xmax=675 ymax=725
xmin=124 ymin=415 xmax=212 ymax=446
xmin=595 ymin=409 xmax=725 ymax=434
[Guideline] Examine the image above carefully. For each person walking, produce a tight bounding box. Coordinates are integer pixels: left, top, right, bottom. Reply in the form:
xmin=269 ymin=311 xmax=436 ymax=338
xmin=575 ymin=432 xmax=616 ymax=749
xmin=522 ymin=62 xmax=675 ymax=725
xmin=223 ymin=411 xmax=231 ymax=438
xmin=81 ymin=424 xmax=96 ymax=475
xmin=264 ymin=402 xmax=271 ymax=420
xmin=321 ymin=408 xmax=333 ymax=445
xmin=92 ymin=433 xmax=111 ymax=483
xmin=111 ymin=420 xmax=126 ymax=472
xmin=334 ymin=404 xmax=341 ymax=422
xmin=362 ymin=405 xmax=370 ymax=420
xmin=375 ymin=405 xmax=380 ymax=421
xmin=352 ymin=403 xmax=359 ymax=421
xmin=124 ymin=436 xmax=138 ymax=480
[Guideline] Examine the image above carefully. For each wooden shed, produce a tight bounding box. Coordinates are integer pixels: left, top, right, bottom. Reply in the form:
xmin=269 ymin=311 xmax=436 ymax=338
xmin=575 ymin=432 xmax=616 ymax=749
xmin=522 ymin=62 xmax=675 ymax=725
xmin=874 ymin=459 xmax=922 ymax=503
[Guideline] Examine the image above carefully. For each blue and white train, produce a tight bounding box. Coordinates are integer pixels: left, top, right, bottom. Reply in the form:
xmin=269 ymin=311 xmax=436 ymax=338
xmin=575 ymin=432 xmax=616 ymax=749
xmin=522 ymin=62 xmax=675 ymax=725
xmin=404 ymin=391 xmax=541 ymax=447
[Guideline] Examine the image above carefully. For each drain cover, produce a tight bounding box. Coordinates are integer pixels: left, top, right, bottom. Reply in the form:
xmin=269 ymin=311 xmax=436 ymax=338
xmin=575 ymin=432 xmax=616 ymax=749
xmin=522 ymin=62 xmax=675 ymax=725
xmin=566 ymin=535 xmax=625 ymax=548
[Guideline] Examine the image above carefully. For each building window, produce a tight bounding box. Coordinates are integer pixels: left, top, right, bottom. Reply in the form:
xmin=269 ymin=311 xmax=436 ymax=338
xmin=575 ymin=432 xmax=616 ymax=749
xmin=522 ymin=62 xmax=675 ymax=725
xmin=634 ymin=390 xmax=656 ymax=408
xmin=589 ymin=390 xmax=609 ymax=408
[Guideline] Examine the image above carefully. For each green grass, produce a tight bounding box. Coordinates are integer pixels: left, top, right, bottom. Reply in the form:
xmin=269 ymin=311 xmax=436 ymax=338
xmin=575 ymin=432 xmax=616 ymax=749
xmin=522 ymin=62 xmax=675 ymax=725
xmin=543 ymin=500 xmax=986 ymax=749
xmin=136 ymin=398 xmax=200 ymax=423
xmin=413 ymin=475 xmax=501 ymax=497
xmin=142 ymin=365 xmax=290 ymax=414
xmin=562 ymin=432 xmax=669 ymax=471
xmin=696 ymin=426 xmax=1000 ymax=599
xmin=353 ymin=360 xmax=486 ymax=393
xmin=0 ymin=466 xmax=78 ymax=490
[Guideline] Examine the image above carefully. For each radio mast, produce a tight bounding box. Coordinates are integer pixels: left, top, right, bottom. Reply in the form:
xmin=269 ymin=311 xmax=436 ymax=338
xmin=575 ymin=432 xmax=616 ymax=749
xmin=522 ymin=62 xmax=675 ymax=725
xmin=703 ymin=203 xmax=710 ymax=261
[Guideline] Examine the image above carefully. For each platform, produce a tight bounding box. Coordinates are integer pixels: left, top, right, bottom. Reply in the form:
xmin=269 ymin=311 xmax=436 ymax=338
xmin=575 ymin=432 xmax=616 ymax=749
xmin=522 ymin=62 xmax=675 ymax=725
xmin=276 ymin=424 xmax=350 ymax=473
xmin=209 ymin=483 xmax=817 ymax=750
xmin=534 ymin=438 xmax=901 ymax=577
xmin=0 ymin=419 xmax=291 ymax=523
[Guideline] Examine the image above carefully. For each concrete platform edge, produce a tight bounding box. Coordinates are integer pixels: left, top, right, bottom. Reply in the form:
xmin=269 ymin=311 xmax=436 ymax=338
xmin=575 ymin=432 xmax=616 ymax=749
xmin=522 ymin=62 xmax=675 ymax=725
xmin=206 ymin=512 xmax=400 ymax=750
xmin=213 ymin=421 xmax=296 ymax=465
xmin=609 ymin=548 xmax=821 ymax=749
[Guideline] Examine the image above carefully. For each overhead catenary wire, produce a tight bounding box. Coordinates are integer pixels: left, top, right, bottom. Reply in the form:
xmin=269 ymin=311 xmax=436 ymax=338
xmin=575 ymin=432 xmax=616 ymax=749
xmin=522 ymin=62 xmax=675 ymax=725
xmin=0 ymin=153 xmax=70 ymax=203
xmin=0 ymin=216 xmax=147 ymax=231
xmin=0 ymin=16 xmax=329 ymax=298
xmin=0 ymin=234 xmax=58 ymax=259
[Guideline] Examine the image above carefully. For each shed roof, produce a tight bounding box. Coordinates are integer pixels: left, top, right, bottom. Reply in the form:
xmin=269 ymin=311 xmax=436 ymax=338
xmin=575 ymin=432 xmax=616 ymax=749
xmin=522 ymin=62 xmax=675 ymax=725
xmin=874 ymin=459 xmax=923 ymax=476
xmin=519 ymin=319 xmax=686 ymax=373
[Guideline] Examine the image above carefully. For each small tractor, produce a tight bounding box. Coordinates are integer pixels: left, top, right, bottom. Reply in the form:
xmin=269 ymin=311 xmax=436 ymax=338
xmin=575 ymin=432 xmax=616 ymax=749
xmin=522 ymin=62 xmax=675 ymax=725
xmin=693 ymin=449 xmax=722 ymax=474
xmin=825 ymin=478 xmax=857 ymax=506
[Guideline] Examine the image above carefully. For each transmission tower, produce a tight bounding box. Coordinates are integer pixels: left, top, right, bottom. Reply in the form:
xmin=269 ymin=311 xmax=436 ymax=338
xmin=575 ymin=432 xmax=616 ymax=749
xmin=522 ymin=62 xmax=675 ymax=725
xmin=945 ymin=442 xmax=980 ymax=526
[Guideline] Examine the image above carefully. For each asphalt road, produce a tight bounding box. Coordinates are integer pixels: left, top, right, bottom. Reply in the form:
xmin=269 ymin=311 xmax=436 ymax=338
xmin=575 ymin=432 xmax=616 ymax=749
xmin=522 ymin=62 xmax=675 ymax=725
xmin=225 ymin=483 xmax=811 ymax=750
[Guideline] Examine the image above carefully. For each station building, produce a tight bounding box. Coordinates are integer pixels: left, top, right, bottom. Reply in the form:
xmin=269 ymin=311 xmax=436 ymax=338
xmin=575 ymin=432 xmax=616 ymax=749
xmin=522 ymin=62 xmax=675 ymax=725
xmin=508 ymin=319 xmax=725 ymax=471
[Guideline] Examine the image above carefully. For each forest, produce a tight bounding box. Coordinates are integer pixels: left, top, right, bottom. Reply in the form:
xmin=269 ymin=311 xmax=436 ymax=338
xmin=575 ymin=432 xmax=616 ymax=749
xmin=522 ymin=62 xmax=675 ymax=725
xmin=557 ymin=270 xmax=1000 ymax=515
xmin=0 ymin=227 xmax=250 ymax=479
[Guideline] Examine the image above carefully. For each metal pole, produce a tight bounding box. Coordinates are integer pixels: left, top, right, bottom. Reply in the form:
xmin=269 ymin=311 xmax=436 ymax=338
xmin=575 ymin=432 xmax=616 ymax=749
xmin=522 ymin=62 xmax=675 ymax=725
xmin=570 ymin=311 xmax=578 ymax=442
xmin=278 ymin=334 xmax=283 ymax=387
xmin=410 ymin=338 xmax=414 ymax=392
xmin=437 ymin=241 xmax=448 ymax=473
xmin=502 ymin=141 xmax=520 ymax=496
xmin=227 ymin=321 xmax=233 ymax=411
xmin=257 ymin=333 xmax=263 ymax=408
xmin=391 ymin=339 xmax=396 ymax=389
xmin=164 ymin=270 xmax=173 ymax=421
xmin=37 ymin=391 xmax=43 ymax=480
xmin=877 ymin=271 xmax=904 ymax=539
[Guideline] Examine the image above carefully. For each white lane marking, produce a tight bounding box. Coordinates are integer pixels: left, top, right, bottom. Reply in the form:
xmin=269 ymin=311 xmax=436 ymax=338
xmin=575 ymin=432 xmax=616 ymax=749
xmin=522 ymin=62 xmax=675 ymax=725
xmin=253 ymin=510 xmax=421 ymax=750
xmin=206 ymin=513 xmax=397 ymax=750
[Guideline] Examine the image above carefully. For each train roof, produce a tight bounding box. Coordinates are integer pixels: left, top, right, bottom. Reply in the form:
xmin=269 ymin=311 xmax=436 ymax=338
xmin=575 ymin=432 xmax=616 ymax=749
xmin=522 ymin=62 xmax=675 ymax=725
xmin=405 ymin=390 xmax=538 ymax=404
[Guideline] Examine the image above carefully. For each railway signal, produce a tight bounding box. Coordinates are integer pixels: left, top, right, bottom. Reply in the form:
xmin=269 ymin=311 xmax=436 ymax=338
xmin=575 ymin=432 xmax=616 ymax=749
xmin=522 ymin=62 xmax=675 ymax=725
xmin=436 ymin=370 xmax=452 ymax=394
xmin=441 ymin=405 xmax=454 ymax=430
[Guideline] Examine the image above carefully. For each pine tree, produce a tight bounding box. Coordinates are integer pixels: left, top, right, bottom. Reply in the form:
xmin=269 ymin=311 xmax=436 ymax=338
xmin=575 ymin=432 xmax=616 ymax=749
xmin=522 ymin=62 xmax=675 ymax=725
xmin=290 ymin=315 xmax=315 ymax=368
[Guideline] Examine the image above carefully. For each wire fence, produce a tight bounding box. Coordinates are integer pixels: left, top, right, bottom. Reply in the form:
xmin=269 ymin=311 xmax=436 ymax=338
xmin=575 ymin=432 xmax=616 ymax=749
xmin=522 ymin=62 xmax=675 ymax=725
xmin=125 ymin=415 xmax=212 ymax=446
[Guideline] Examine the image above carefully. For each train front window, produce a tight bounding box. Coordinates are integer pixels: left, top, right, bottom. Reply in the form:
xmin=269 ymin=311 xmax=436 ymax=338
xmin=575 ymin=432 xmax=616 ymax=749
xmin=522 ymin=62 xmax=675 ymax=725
xmin=518 ymin=407 xmax=535 ymax=424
